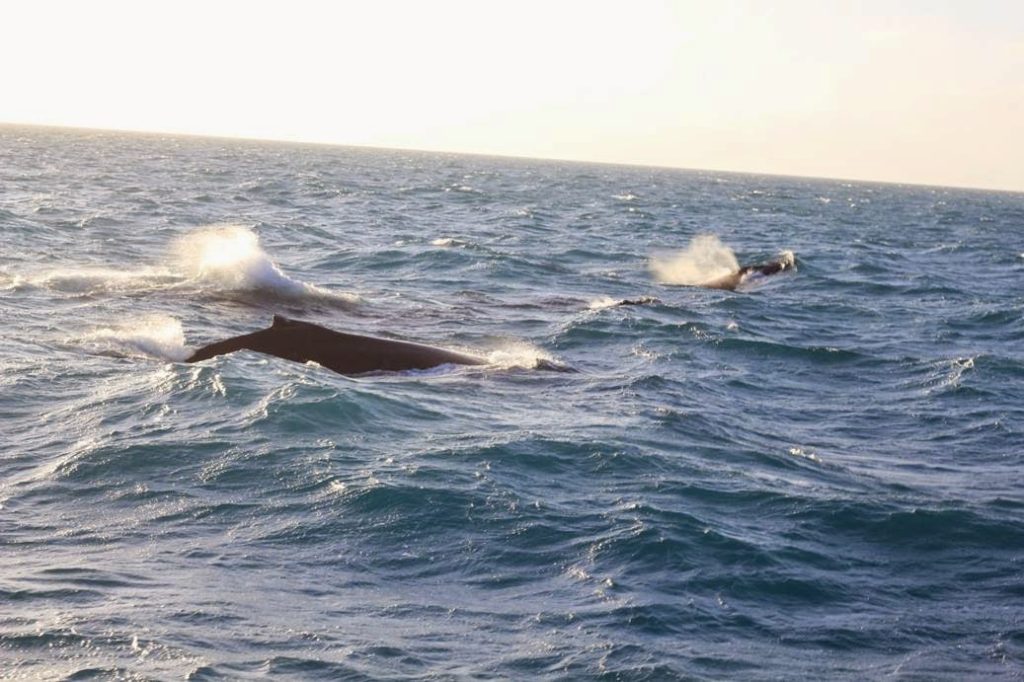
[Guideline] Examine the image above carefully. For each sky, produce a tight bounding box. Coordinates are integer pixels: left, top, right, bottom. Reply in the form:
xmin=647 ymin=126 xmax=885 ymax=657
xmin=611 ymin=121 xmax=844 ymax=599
xmin=2 ymin=0 xmax=1022 ymax=191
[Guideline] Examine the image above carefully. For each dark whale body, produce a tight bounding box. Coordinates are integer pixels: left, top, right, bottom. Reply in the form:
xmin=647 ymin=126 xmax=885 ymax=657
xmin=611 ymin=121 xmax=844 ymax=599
xmin=186 ymin=315 xmax=486 ymax=375
xmin=702 ymin=251 xmax=796 ymax=291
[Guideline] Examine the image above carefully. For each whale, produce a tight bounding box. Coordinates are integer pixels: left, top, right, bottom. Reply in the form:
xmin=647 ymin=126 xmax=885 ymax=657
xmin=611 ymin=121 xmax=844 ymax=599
xmin=701 ymin=251 xmax=796 ymax=291
xmin=186 ymin=315 xmax=487 ymax=375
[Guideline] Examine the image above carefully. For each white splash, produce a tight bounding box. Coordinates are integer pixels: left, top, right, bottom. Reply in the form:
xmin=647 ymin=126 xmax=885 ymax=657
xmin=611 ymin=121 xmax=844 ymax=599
xmin=77 ymin=315 xmax=191 ymax=362
xmin=588 ymin=296 xmax=620 ymax=310
xmin=649 ymin=234 xmax=739 ymax=285
xmin=0 ymin=271 xmax=23 ymax=291
xmin=431 ymin=237 xmax=464 ymax=247
xmin=788 ymin=447 xmax=822 ymax=463
xmin=944 ymin=356 xmax=975 ymax=389
xmin=485 ymin=341 xmax=562 ymax=371
xmin=173 ymin=224 xmax=346 ymax=302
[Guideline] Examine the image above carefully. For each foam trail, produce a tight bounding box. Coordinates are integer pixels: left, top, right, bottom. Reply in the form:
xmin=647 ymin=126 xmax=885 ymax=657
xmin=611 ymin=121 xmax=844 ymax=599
xmin=650 ymin=234 xmax=739 ymax=285
xmin=24 ymin=267 xmax=178 ymax=294
xmin=78 ymin=315 xmax=191 ymax=362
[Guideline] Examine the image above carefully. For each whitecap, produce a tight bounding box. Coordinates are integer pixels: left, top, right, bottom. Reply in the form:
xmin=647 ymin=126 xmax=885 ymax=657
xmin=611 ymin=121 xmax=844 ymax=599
xmin=788 ymin=447 xmax=822 ymax=463
xmin=431 ymin=237 xmax=465 ymax=247
xmin=944 ymin=357 xmax=975 ymax=388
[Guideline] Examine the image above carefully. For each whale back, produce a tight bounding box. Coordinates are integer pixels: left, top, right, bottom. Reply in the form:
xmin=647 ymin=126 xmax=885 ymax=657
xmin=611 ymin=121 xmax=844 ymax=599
xmin=187 ymin=316 xmax=485 ymax=375
xmin=700 ymin=252 xmax=796 ymax=291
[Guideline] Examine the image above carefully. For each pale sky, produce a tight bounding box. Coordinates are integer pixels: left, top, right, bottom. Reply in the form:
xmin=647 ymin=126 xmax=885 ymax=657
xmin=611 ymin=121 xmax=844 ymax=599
xmin=3 ymin=0 xmax=1022 ymax=191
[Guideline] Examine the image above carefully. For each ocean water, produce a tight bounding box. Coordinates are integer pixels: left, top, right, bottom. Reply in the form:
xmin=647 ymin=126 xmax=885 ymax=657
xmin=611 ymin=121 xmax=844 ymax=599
xmin=1 ymin=125 xmax=1022 ymax=680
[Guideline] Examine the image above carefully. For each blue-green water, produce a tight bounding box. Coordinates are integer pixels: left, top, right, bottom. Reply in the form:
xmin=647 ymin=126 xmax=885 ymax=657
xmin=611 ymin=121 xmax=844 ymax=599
xmin=1 ymin=125 xmax=1022 ymax=679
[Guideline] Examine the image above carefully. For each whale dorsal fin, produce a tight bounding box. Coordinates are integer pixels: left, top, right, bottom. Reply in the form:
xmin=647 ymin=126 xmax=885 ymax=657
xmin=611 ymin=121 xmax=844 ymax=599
xmin=272 ymin=315 xmax=294 ymax=328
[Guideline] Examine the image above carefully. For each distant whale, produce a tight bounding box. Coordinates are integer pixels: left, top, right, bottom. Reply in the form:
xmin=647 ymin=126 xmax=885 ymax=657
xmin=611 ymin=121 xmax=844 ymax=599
xmin=186 ymin=315 xmax=487 ymax=375
xmin=702 ymin=251 xmax=796 ymax=291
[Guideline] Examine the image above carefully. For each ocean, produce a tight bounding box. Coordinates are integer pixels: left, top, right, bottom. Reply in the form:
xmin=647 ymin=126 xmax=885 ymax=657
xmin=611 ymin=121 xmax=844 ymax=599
xmin=1 ymin=125 xmax=1022 ymax=680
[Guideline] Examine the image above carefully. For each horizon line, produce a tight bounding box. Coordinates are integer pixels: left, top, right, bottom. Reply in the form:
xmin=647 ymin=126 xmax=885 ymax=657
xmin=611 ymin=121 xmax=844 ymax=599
xmin=3 ymin=120 xmax=1021 ymax=197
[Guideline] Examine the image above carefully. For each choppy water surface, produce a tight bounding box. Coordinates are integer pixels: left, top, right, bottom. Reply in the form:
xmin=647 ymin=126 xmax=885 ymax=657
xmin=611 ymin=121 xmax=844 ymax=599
xmin=1 ymin=126 xmax=1022 ymax=679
